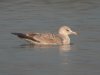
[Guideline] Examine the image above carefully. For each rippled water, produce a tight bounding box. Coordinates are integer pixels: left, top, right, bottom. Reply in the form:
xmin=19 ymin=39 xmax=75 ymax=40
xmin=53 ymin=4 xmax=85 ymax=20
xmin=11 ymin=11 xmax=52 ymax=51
xmin=0 ymin=0 xmax=100 ymax=75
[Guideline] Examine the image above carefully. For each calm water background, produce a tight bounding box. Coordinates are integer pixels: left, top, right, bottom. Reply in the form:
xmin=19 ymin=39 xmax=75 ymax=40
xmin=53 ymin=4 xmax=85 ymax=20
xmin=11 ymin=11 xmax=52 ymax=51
xmin=0 ymin=0 xmax=100 ymax=75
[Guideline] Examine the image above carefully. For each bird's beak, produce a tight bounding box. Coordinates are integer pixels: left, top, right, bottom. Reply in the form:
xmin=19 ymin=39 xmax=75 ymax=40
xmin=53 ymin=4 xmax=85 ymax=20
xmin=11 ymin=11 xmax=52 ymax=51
xmin=71 ymin=31 xmax=78 ymax=35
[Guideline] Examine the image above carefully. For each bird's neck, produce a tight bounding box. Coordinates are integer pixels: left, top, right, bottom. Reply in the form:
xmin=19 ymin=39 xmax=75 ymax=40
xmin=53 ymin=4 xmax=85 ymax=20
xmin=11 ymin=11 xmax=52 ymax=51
xmin=60 ymin=34 xmax=70 ymax=44
xmin=63 ymin=35 xmax=70 ymax=44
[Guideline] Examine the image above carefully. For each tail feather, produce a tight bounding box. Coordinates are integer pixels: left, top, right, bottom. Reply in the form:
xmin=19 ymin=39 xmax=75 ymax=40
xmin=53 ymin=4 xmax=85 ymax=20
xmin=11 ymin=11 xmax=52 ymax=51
xmin=11 ymin=33 xmax=27 ymax=38
xmin=11 ymin=32 xmax=40 ymax=43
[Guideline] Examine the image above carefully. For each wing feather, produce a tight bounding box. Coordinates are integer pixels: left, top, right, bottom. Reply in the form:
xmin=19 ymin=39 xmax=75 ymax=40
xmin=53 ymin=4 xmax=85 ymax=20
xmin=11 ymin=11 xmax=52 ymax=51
xmin=33 ymin=33 xmax=62 ymax=44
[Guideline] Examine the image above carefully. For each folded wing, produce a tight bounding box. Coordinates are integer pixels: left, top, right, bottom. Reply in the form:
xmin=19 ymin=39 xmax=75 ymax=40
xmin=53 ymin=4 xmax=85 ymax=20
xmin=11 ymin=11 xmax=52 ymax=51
xmin=12 ymin=32 xmax=63 ymax=44
xmin=33 ymin=33 xmax=62 ymax=44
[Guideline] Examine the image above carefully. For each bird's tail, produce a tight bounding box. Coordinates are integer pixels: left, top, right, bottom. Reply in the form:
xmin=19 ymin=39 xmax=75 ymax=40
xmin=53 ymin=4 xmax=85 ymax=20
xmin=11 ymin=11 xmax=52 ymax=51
xmin=11 ymin=33 xmax=27 ymax=39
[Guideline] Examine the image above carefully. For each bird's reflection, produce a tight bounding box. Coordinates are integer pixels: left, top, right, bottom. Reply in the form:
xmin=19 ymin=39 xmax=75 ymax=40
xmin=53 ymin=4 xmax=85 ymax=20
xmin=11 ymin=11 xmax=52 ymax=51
xmin=19 ymin=44 xmax=73 ymax=65
xmin=20 ymin=44 xmax=71 ymax=52
xmin=20 ymin=44 xmax=52 ymax=48
xmin=59 ymin=45 xmax=71 ymax=53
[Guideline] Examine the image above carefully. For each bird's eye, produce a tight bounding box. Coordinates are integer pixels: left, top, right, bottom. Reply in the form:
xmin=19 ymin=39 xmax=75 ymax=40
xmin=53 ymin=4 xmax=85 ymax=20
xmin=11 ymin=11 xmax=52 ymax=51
xmin=66 ymin=29 xmax=69 ymax=31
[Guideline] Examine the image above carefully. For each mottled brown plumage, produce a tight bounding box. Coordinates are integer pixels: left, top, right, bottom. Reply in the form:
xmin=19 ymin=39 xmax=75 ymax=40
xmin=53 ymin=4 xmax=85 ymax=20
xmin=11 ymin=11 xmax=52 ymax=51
xmin=12 ymin=26 xmax=77 ymax=45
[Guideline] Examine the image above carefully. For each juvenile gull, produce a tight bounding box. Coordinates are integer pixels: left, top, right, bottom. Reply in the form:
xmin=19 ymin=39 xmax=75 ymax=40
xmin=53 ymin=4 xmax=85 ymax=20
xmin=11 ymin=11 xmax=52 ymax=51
xmin=12 ymin=26 xmax=77 ymax=45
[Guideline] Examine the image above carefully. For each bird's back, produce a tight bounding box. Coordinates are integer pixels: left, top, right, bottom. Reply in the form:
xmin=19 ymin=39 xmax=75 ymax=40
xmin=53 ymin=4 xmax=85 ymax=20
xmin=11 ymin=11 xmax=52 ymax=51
xmin=31 ymin=33 xmax=63 ymax=45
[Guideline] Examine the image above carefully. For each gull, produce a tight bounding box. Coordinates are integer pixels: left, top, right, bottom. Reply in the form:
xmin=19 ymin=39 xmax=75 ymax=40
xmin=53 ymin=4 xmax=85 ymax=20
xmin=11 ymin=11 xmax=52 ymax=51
xmin=11 ymin=25 xmax=77 ymax=45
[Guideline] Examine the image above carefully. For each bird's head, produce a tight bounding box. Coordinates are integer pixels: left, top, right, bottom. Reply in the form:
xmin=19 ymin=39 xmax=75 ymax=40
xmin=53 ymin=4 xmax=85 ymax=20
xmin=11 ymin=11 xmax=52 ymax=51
xmin=59 ymin=25 xmax=77 ymax=36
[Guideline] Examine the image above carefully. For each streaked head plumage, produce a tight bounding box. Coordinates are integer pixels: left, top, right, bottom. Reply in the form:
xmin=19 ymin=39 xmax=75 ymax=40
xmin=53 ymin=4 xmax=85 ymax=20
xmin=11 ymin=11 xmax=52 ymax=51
xmin=59 ymin=25 xmax=77 ymax=35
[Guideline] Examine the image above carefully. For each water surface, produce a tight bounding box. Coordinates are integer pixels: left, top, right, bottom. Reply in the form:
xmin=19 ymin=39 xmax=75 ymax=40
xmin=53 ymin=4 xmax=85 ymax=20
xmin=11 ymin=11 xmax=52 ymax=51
xmin=0 ymin=0 xmax=100 ymax=75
